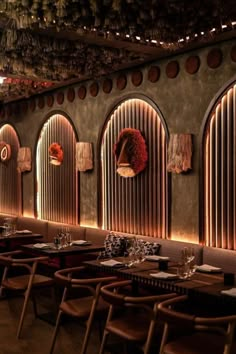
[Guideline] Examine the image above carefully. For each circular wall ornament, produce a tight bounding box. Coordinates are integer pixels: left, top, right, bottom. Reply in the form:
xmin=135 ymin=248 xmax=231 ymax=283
xmin=0 ymin=142 xmax=11 ymax=162
xmin=38 ymin=96 xmax=45 ymax=109
xmin=89 ymin=82 xmax=99 ymax=97
xmin=131 ymin=70 xmax=143 ymax=86
xmin=166 ymin=60 xmax=179 ymax=78
xmin=102 ymin=79 xmax=113 ymax=94
xmin=57 ymin=92 xmax=64 ymax=105
xmin=116 ymin=74 xmax=127 ymax=90
xmin=49 ymin=143 xmax=63 ymax=166
xmin=78 ymin=86 xmax=87 ymax=100
xmin=148 ymin=66 xmax=160 ymax=83
xmin=207 ymin=48 xmax=223 ymax=69
xmin=29 ymin=99 xmax=36 ymax=112
xmin=185 ymin=55 xmax=200 ymax=74
xmin=47 ymin=95 xmax=54 ymax=107
xmin=114 ymin=128 xmax=148 ymax=178
xmin=67 ymin=87 xmax=75 ymax=102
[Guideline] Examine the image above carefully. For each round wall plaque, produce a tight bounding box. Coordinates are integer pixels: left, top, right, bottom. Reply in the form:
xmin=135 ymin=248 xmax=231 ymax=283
xmin=103 ymin=79 xmax=113 ymax=94
xmin=207 ymin=48 xmax=223 ymax=69
xmin=131 ymin=70 xmax=143 ymax=86
xmin=78 ymin=86 xmax=87 ymax=100
xmin=148 ymin=66 xmax=160 ymax=83
xmin=67 ymin=87 xmax=75 ymax=102
xmin=89 ymin=82 xmax=99 ymax=97
xmin=117 ymin=74 xmax=127 ymax=90
xmin=166 ymin=60 xmax=179 ymax=78
xmin=185 ymin=55 xmax=200 ymax=74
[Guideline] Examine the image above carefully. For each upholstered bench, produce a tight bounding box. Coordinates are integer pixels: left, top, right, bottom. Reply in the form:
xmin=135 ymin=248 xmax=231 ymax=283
xmin=202 ymin=246 xmax=236 ymax=273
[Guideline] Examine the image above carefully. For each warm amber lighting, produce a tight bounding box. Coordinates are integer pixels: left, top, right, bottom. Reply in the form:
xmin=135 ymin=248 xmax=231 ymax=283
xmin=80 ymin=222 xmax=98 ymax=228
xmin=171 ymin=232 xmax=198 ymax=244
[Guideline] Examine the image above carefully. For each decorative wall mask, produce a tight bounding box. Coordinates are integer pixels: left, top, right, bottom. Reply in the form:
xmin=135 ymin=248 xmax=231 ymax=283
xmin=76 ymin=142 xmax=93 ymax=172
xmin=17 ymin=147 xmax=31 ymax=172
xmin=48 ymin=142 xmax=63 ymax=166
xmin=167 ymin=134 xmax=192 ymax=173
xmin=114 ymin=128 xmax=148 ymax=178
xmin=0 ymin=141 xmax=11 ymax=162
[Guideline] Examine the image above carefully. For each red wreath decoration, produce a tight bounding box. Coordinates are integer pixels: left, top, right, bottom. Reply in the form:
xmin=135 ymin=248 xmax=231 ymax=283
xmin=49 ymin=142 xmax=63 ymax=166
xmin=114 ymin=128 xmax=148 ymax=177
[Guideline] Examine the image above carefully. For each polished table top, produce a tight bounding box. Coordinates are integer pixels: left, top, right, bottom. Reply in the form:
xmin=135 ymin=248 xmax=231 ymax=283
xmin=84 ymin=257 xmax=236 ymax=308
xmin=21 ymin=242 xmax=104 ymax=257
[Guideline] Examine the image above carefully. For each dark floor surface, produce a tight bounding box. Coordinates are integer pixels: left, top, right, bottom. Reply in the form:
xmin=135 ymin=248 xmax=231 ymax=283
xmin=0 ymin=292 xmax=144 ymax=354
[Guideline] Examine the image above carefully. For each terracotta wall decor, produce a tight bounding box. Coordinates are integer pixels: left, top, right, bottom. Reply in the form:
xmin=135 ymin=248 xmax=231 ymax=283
xmin=17 ymin=147 xmax=31 ymax=172
xmin=76 ymin=142 xmax=93 ymax=172
xmin=114 ymin=128 xmax=148 ymax=178
xmin=0 ymin=141 xmax=11 ymax=162
xmin=167 ymin=134 xmax=192 ymax=174
xmin=49 ymin=142 xmax=63 ymax=166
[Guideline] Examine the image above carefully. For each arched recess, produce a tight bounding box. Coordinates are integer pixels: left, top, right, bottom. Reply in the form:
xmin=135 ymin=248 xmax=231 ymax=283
xmin=36 ymin=113 xmax=78 ymax=224
xmin=100 ymin=97 xmax=169 ymax=238
xmin=0 ymin=124 xmax=21 ymax=215
xmin=201 ymin=78 xmax=236 ymax=249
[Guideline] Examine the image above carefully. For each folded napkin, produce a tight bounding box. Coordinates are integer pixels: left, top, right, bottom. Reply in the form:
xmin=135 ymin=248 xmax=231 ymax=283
xmin=196 ymin=264 xmax=222 ymax=273
xmin=221 ymin=288 xmax=236 ymax=297
xmin=72 ymin=240 xmax=91 ymax=246
xmin=16 ymin=230 xmax=32 ymax=234
xmin=33 ymin=243 xmax=51 ymax=249
xmin=100 ymin=259 xmax=123 ymax=267
xmin=150 ymin=272 xmax=178 ymax=279
xmin=145 ymin=255 xmax=170 ymax=262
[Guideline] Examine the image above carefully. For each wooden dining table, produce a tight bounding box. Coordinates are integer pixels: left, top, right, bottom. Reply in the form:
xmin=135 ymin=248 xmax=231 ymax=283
xmin=84 ymin=257 xmax=236 ymax=309
xmin=21 ymin=242 xmax=105 ymax=268
xmin=0 ymin=232 xmax=43 ymax=251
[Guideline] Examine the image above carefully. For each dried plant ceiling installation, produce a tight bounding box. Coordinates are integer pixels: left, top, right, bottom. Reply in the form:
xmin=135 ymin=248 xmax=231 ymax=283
xmin=0 ymin=0 xmax=235 ymax=103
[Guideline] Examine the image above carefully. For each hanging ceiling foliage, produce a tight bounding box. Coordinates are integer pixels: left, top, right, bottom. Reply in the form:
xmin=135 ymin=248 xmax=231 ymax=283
xmin=0 ymin=1 xmax=235 ymax=103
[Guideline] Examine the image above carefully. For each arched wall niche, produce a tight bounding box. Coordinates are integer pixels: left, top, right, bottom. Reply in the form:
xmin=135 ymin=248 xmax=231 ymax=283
xmin=99 ymin=95 xmax=169 ymax=238
xmin=201 ymin=75 xmax=236 ymax=249
xmin=36 ymin=112 xmax=78 ymax=224
xmin=0 ymin=123 xmax=21 ymax=215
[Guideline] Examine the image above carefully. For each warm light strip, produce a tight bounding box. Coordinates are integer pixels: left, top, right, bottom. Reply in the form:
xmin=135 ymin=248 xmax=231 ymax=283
xmin=204 ymin=84 xmax=236 ymax=250
xmin=36 ymin=114 xmax=78 ymax=224
xmin=101 ymin=98 xmax=168 ymax=238
xmin=0 ymin=124 xmax=21 ymax=215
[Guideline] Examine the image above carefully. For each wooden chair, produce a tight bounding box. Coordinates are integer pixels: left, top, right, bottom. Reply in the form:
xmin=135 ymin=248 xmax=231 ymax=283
xmin=158 ymin=295 xmax=236 ymax=354
xmin=99 ymin=279 xmax=177 ymax=354
xmin=49 ymin=266 xmax=117 ymax=354
xmin=0 ymin=250 xmax=55 ymax=338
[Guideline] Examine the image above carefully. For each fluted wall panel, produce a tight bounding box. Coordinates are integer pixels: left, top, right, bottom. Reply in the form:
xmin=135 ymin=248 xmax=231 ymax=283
xmin=36 ymin=114 xmax=78 ymax=224
xmin=101 ymin=98 xmax=168 ymax=238
xmin=204 ymin=84 xmax=236 ymax=249
xmin=0 ymin=124 xmax=21 ymax=215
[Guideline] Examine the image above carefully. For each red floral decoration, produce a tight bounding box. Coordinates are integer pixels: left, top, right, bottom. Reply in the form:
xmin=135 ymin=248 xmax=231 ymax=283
xmin=49 ymin=142 xmax=63 ymax=166
xmin=114 ymin=128 xmax=148 ymax=177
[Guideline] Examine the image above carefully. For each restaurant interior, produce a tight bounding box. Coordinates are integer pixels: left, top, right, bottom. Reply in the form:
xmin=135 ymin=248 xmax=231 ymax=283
xmin=0 ymin=1 xmax=236 ymax=354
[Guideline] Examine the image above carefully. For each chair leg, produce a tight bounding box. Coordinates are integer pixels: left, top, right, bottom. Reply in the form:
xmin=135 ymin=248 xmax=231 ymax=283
xmin=99 ymin=329 xmax=109 ymax=354
xmin=49 ymin=310 xmax=63 ymax=354
xmin=80 ymin=300 xmax=98 ymax=354
xmin=17 ymin=289 xmax=32 ymax=339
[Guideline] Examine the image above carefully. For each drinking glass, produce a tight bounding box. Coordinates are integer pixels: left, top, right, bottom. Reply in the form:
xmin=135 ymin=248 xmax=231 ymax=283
xmin=125 ymin=237 xmax=137 ymax=267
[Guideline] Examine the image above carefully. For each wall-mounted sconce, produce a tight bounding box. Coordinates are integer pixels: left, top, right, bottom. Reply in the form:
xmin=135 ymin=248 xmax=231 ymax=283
xmin=17 ymin=147 xmax=32 ymax=172
xmin=167 ymin=134 xmax=192 ymax=173
xmin=76 ymin=142 xmax=93 ymax=172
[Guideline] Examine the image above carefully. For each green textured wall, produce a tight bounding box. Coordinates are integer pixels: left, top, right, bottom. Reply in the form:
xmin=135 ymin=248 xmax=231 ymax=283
xmin=4 ymin=39 xmax=236 ymax=243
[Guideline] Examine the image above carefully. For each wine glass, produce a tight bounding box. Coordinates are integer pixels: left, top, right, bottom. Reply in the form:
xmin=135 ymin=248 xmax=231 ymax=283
xmin=125 ymin=237 xmax=137 ymax=267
